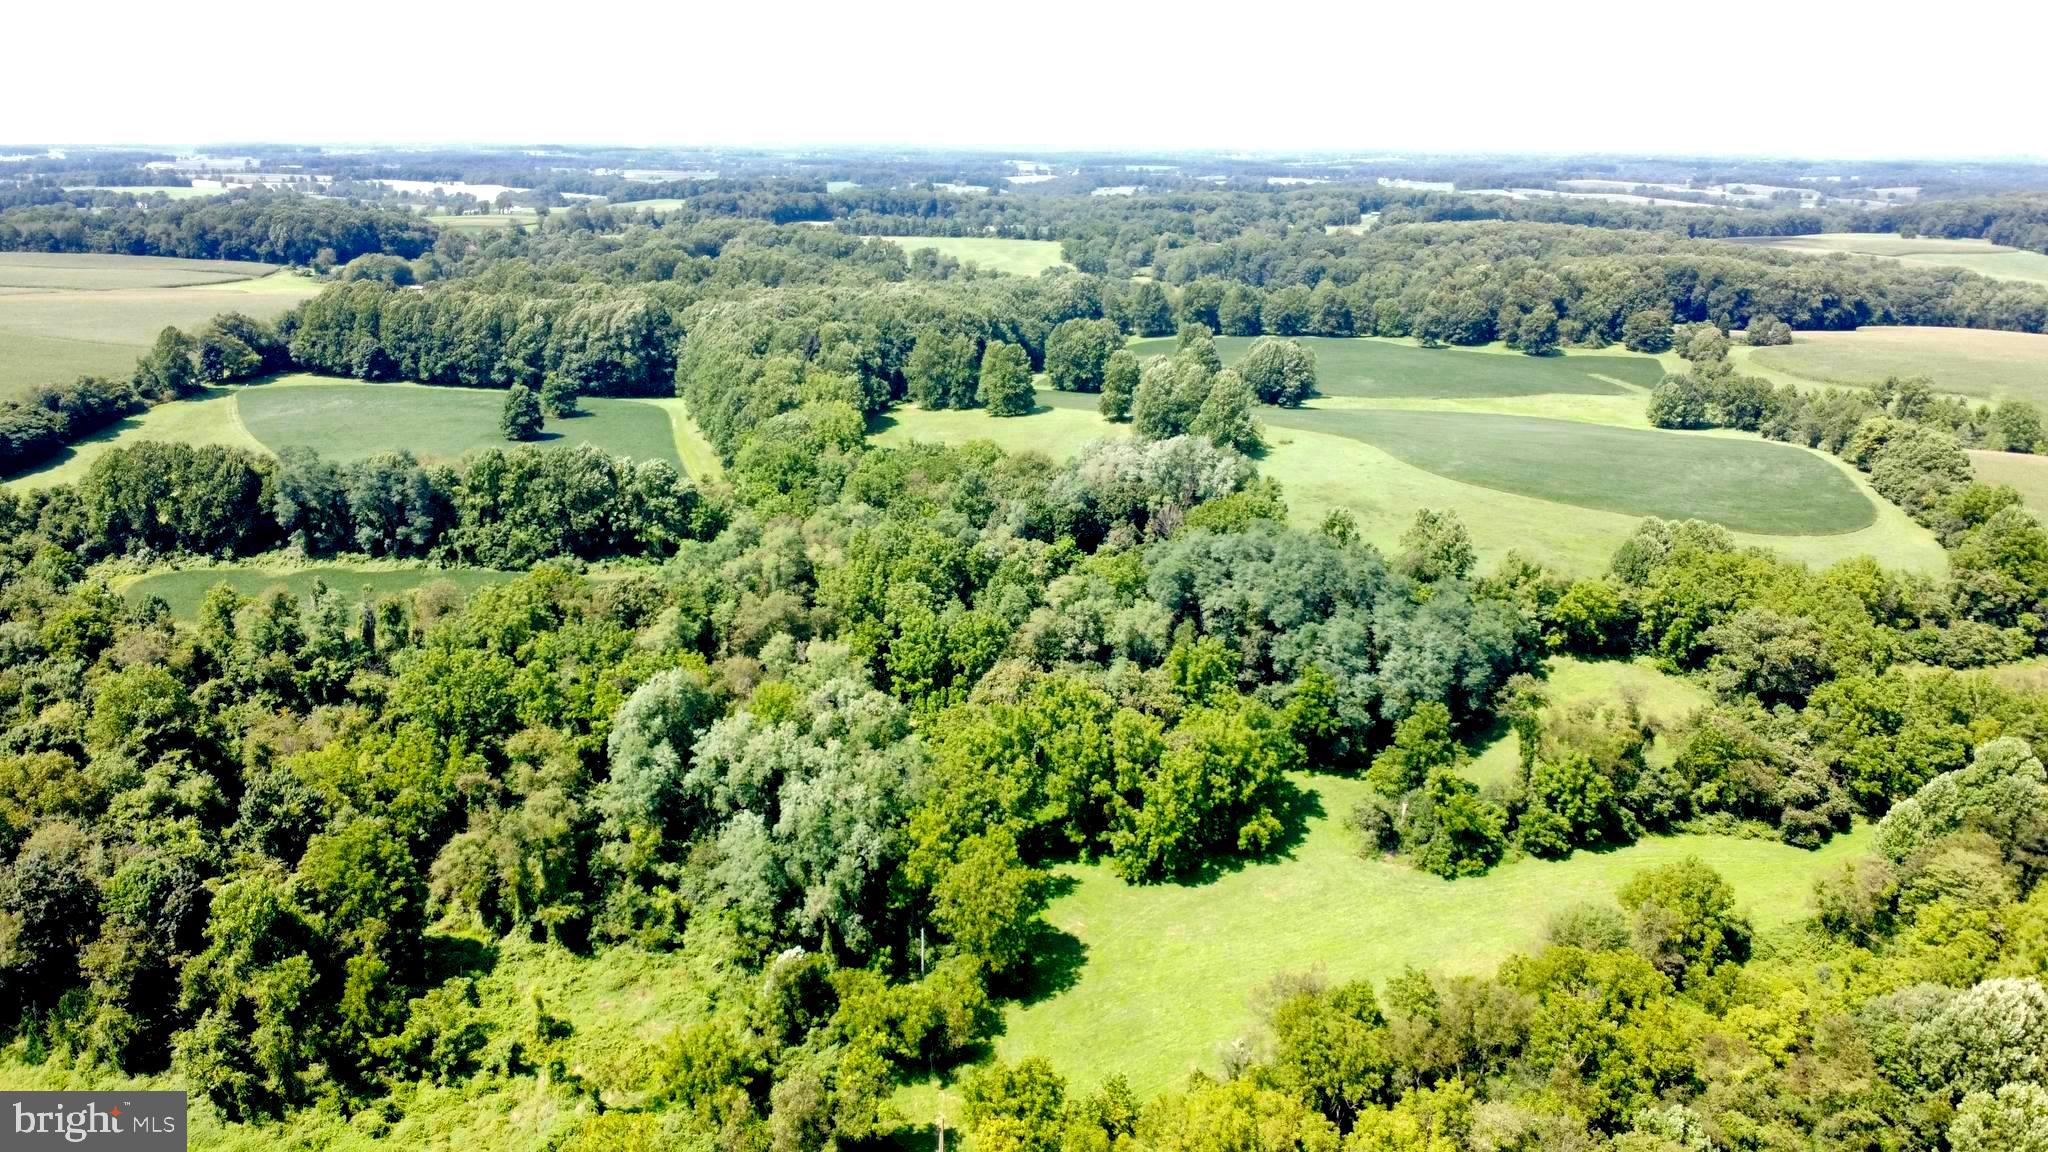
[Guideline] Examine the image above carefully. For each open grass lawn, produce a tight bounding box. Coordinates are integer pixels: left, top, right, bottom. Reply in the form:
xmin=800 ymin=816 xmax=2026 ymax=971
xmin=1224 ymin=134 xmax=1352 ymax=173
xmin=123 ymin=565 xmax=518 ymax=618
xmin=872 ymin=236 xmax=1070 ymax=276
xmin=236 ymin=377 xmax=683 ymax=467
xmin=996 ymin=771 xmax=1872 ymax=1097
xmin=1723 ymin=233 xmax=2048 ymax=286
xmin=0 ymin=262 xmax=322 ymax=398
xmin=0 ymin=252 xmax=277 ymax=290
xmin=1263 ymin=407 xmax=1874 ymax=534
xmin=1126 ymin=336 xmax=1666 ymax=397
xmin=1746 ymin=326 xmax=2048 ymax=404
xmin=877 ymin=398 xmax=1946 ymax=577
xmin=60 ymin=185 xmax=226 ymax=201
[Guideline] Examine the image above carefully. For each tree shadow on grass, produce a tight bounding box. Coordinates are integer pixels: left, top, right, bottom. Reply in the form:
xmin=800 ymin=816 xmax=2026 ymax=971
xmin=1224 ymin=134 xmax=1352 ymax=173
xmin=1010 ymin=916 xmax=1089 ymax=1009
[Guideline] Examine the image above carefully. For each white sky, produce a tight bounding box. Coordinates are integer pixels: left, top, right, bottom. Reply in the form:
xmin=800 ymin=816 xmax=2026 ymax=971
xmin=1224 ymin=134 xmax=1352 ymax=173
xmin=6 ymin=0 xmax=2046 ymax=160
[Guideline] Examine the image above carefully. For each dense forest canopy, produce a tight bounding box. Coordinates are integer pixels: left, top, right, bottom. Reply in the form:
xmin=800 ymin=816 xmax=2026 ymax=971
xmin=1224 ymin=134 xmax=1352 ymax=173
xmin=5 ymin=145 xmax=2048 ymax=1150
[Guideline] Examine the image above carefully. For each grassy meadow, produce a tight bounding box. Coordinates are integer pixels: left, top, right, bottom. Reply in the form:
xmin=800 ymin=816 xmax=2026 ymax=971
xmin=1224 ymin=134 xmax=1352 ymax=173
xmin=7 ymin=377 xmax=699 ymax=488
xmin=1743 ymin=326 xmax=2048 ymax=404
xmin=1723 ymin=232 xmax=2048 ymax=286
xmin=993 ymin=770 xmax=1871 ymax=1097
xmin=238 ymin=377 xmax=683 ymax=467
xmin=872 ymin=236 xmax=1070 ymax=275
xmin=0 ymin=255 xmax=322 ymax=397
xmin=1126 ymin=335 xmax=1666 ymax=396
xmin=123 ymin=565 xmax=519 ymax=618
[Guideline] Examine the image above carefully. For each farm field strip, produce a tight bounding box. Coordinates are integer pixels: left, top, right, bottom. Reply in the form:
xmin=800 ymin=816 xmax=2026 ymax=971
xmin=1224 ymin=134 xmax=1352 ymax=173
xmin=1744 ymin=325 xmax=2048 ymax=404
xmin=868 ymin=235 xmax=1071 ymax=275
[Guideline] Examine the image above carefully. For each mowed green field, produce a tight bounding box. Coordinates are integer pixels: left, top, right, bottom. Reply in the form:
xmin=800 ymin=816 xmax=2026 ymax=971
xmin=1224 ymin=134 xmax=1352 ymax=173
xmin=1263 ymin=407 xmax=1874 ymax=534
xmin=1723 ymin=233 xmax=2048 ymax=286
xmin=0 ymin=255 xmax=322 ymax=397
xmin=237 ymin=378 xmax=683 ymax=467
xmin=997 ymin=770 xmax=1872 ymax=1097
xmin=1745 ymin=326 xmax=2048 ymax=404
xmin=7 ymin=377 xmax=693 ymax=489
xmin=124 ymin=566 xmax=517 ymax=618
xmin=1127 ymin=335 xmax=1666 ymax=396
xmin=873 ymin=236 xmax=1070 ymax=276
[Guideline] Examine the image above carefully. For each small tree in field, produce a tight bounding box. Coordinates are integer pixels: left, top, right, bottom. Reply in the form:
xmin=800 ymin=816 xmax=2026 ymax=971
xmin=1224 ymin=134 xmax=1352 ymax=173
xmin=502 ymin=384 xmax=543 ymax=441
xmin=1744 ymin=315 xmax=1793 ymax=347
xmin=540 ymin=374 xmax=580 ymax=418
xmin=978 ymin=341 xmax=1034 ymax=417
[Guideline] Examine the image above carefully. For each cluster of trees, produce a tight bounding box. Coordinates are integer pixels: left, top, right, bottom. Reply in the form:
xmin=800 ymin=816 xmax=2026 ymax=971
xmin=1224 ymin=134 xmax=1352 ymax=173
xmin=0 ymin=192 xmax=435 ymax=264
xmin=286 ymin=280 xmax=682 ymax=396
xmin=4 ymin=440 xmax=720 ymax=568
xmin=1121 ymin=326 xmax=1263 ymax=452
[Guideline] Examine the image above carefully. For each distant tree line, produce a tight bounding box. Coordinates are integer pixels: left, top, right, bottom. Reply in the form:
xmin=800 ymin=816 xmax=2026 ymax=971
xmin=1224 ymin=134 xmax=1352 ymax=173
xmin=0 ymin=191 xmax=436 ymax=265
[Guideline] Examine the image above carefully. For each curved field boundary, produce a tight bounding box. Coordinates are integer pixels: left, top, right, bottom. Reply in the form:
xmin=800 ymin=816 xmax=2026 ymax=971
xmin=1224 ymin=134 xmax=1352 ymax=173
xmin=1263 ymin=406 xmax=1873 ymax=534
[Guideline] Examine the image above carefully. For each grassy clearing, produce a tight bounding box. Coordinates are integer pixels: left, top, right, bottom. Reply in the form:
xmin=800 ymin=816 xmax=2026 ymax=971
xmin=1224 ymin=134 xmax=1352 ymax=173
xmin=1263 ymin=407 xmax=1873 ymax=534
xmin=1127 ymin=336 xmax=1664 ymax=397
xmin=1724 ymin=233 xmax=2048 ymax=286
xmin=1969 ymin=448 xmax=2048 ymax=520
xmin=1465 ymin=656 xmax=1710 ymax=788
xmin=7 ymin=387 xmax=261 ymax=489
xmin=0 ymin=252 xmax=276 ymax=290
xmin=426 ymin=213 xmax=538 ymax=232
xmin=8 ymin=377 xmax=688 ymax=489
xmin=61 ymin=185 xmax=225 ymax=201
xmin=998 ymin=771 xmax=1871 ymax=1097
xmin=236 ymin=377 xmax=682 ymax=468
xmin=123 ymin=565 xmax=518 ymax=618
xmin=1747 ymin=326 xmax=2048 ymax=404
xmin=872 ymin=236 xmax=1070 ymax=276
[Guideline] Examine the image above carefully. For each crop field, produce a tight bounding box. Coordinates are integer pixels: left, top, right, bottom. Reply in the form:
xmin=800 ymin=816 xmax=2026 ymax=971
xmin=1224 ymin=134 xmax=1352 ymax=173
xmin=1745 ymin=326 xmax=2048 ymax=403
xmin=1723 ymin=232 xmax=2048 ymax=286
xmin=236 ymin=378 xmax=683 ymax=467
xmin=0 ymin=255 xmax=321 ymax=397
xmin=0 ymin=252 xmax=278 ymax=290
xmin=1126 ymin=335 xmax=1666 ymax=397
xmin=124 ymin=565 xmax=518 ymax=618
xmin=872 ymin=235 xmax=1070 ymax=275
xmin=1263 ymin=407 xmax=1873 ymax=533
xmin=994 ymin=770 xmax=1872 ymax=1097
